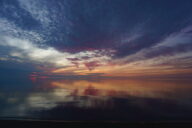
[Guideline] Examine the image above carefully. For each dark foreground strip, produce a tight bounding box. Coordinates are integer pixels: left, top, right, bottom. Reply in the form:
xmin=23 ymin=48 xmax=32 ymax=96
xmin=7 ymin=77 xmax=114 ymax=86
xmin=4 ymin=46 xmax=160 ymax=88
xmin=1 ymin=119 xmax=192 ymax=128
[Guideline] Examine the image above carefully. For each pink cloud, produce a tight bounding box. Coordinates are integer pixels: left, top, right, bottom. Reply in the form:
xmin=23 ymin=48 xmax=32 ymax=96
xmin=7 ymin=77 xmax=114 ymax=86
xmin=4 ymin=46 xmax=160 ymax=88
xmin=84 ymin=61 xmax=101 ymax=71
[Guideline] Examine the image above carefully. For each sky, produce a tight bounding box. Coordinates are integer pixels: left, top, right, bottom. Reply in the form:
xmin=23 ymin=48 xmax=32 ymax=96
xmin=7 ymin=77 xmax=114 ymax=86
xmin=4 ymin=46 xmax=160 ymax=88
xmin=0 ymin=0 xmax=192 ymax=78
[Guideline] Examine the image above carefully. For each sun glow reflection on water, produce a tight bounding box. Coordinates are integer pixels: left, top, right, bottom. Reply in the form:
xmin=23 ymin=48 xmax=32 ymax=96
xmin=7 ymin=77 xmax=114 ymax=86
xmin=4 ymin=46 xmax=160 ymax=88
xmin=1 ymin=78 xmax=192 ymax=121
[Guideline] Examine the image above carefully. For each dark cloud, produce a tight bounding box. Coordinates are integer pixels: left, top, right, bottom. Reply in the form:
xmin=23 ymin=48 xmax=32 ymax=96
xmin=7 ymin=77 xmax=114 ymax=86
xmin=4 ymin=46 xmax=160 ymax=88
xmin=67 ymin=58 xmax=80 ymax=61
xmin=1 ymin=0 xmax=192 ymax=54
xmin=118 ymin=43 xmax=192 ymax=66
xmin=84 ymin=61 xmax=101 ymax=71
xmin=85 ymin=73 xmax=105 ymax=76
xmin=50 ymin=0 xmax=192 ymax=56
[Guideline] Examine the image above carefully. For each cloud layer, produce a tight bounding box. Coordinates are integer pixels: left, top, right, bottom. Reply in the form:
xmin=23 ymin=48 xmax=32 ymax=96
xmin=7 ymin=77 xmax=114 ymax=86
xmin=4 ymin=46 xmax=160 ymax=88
xmin=0 ymin=0 xmax=192 ymax=77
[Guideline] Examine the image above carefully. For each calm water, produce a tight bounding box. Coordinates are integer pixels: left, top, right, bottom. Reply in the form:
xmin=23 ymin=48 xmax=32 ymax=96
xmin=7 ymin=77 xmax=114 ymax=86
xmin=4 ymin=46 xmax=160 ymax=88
xmin=1 ymin=78 xmax=192 ymax=121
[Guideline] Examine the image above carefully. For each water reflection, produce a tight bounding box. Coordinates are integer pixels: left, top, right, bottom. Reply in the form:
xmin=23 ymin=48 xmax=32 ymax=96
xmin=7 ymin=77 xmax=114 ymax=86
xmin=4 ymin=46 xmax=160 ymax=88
xmin=1 ymin=78 xmax=192 ymax=121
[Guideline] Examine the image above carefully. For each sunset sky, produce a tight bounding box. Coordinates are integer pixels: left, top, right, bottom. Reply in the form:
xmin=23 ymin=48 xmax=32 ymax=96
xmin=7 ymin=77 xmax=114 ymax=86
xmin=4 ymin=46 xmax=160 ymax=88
xmin=0 ymin=0 xmax=192 ymax=78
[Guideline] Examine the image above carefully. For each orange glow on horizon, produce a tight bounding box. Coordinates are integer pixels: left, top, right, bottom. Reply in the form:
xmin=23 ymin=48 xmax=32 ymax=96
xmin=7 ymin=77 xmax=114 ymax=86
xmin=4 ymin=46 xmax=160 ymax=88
xmin=48 ymin=63 xmax=192 ymax=77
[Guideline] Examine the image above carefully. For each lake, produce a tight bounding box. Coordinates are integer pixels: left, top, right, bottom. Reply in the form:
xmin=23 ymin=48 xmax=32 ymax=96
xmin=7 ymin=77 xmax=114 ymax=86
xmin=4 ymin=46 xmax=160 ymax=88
xmin=1 ymin=77 xmax=192 ymax=122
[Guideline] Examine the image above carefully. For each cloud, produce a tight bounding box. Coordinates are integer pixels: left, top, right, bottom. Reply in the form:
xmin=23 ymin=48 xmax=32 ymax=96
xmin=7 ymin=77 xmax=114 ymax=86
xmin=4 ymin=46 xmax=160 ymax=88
xmin=0 ymin=0 xmax=40 ymax=30
xmin=0 ymin=0 xmax=192 ymax=76
xmin=155 ymin=26 xmax=192 ymax=47
xmin=113 ymin=25 xmax=192 ymax=67
xmin=0 ymin=35 xmax=113 ymax=72
xmin=18 ymin=0 xmax=52 ymax=27
xmin=84 ymin=61 xmax=101 ymax=71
